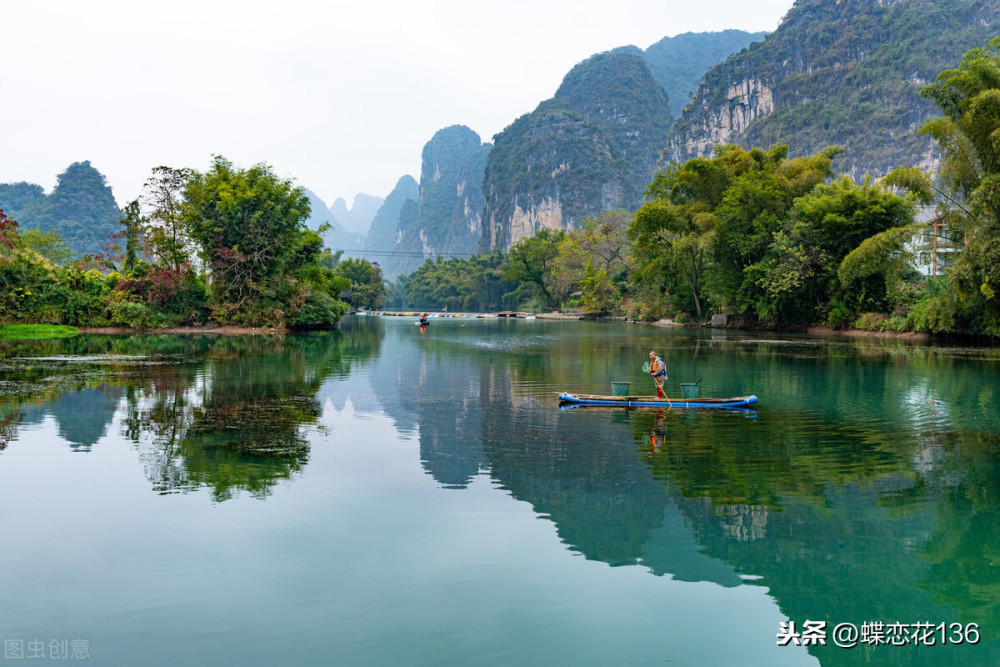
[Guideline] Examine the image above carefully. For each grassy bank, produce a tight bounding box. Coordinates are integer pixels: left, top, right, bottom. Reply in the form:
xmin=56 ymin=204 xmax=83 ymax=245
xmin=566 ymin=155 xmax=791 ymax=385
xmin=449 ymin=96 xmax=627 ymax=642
xmin=0 ymin=324 xmax=80 ymax=340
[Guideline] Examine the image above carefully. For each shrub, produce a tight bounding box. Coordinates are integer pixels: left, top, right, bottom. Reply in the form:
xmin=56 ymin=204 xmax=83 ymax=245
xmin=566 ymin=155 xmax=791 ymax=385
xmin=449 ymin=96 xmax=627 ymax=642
xmin=624 ymin=299 xmax=664 ymax=321
xmin=826 ymin=301 xmax=854 ymax=330
xmin=108 ymin=296 xmax=161 ymax=329
xmin=287 ymin=289 xmax=348 ymax=328
xmin=885 ymin=315 xmax=911 ymax=332
xmin=910 ymin=293 xmax=957 ymax=333
xmin=54 ymin=286 xmax=108 ymax=326
xmin=854 ymin=312 xmax=887 ymax=331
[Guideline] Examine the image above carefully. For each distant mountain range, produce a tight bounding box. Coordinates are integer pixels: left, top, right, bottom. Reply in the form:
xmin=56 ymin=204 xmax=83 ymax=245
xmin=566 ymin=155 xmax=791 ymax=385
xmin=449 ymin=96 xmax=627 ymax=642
xmin=301 ymin=189 xmax=377 ymax=253
xmin=380 ymin=125 xmax=490 ymax=278
xmin=7 ymin=2 xmax=996 ymax=277
xmin=364 ymin=29 xmax=764 ymax=265
xmin=366 ymin=0 xmax=999 ymax=263
xmin=330 ymin=194 xmax=383 ymax=237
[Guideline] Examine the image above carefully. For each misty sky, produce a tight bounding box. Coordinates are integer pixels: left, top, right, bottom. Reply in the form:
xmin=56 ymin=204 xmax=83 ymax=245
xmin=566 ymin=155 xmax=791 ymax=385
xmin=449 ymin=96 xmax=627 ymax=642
xmin=2 ymin=0 xmax=794 ymax=208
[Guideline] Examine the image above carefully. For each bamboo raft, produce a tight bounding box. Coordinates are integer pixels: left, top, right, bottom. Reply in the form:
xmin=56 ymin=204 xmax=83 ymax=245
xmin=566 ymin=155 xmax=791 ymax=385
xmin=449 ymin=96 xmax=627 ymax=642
xmin=557 ymin=392 xmax=758 ymax=409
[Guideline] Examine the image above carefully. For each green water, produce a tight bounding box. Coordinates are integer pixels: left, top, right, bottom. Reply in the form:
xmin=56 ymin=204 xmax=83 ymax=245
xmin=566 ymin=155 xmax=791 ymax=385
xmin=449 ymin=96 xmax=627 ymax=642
xmin=1 ymin=316 xmax=999 ymax=666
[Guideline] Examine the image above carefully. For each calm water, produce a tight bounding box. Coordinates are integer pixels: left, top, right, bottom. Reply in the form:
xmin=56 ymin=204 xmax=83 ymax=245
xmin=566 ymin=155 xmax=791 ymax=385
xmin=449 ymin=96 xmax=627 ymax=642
xmin=2 ymin=316 xmax=1000 ymax=666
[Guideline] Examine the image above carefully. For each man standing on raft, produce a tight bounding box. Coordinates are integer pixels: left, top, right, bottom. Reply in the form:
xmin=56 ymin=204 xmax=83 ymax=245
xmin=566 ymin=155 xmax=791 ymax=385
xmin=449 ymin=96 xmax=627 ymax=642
xmin=648 ymin=351 xmax=667 ymax=398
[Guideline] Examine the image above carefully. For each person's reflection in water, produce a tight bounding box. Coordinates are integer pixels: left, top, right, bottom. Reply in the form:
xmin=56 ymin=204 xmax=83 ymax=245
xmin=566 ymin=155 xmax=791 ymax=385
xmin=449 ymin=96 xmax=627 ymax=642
xmin=648 ymin=408 xmax=666 ymax=453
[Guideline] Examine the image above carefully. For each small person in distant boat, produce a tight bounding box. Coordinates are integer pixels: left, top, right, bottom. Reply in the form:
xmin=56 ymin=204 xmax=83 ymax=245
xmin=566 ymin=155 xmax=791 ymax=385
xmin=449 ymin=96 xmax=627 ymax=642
xmin=420 ymin=313 xmax=429 ymax=326
xmin=648 ymin=350 xmax=667 ymax=398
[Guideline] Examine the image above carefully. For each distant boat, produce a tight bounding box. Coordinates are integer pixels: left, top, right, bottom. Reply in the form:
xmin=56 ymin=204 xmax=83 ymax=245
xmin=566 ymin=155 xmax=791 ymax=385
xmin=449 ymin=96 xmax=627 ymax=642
xmin=557 ymin=392 xmax=757 ymax=409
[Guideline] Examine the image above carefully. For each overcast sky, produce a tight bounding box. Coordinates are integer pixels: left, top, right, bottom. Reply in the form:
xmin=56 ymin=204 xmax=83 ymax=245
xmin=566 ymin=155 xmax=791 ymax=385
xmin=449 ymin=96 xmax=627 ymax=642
xmin=2 ymin=0 xmax=794 ymax=209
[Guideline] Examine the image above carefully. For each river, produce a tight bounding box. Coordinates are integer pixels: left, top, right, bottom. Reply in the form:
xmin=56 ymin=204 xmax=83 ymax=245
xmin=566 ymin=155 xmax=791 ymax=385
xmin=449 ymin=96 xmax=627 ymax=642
xmin=1 ymin=315 xmax=998 ymax=665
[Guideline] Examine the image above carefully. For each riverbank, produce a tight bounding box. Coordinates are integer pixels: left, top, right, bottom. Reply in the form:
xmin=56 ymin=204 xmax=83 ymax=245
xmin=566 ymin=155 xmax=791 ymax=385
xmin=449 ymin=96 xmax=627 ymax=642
xmin=74 ymin=325 xmax=286 ymax=335
xmin=0 ymin=313 xmax=943 ymax=342
xmin=362 ymin=310 xmax=935 ymax=339
xmin=805 ymin=325 xmax=931 ymax=341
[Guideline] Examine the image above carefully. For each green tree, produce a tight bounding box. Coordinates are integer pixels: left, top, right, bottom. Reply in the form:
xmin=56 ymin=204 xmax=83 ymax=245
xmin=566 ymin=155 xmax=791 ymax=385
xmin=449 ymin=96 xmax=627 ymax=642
xmin=579 ymin=261 xmax=617 ymax=313
xmin=631 ymin=145 xmax=836 ymax=322
xmin=503 ymin=229 xmax=566 ymax=310
xmin=119 ymin=200 xmax=144 ymax=274
xmin=334 ymin=257 xmax=386 ymax=310
xmin=630 ymin=143 xmax=919 ymax=326
xmin=552 ymin=210 xmax=631 ymax=310
xmin=631 ymin=196 xmax=714 ymax=318
xmin=838 ymin=225 xmax=922 ymax=315
xmin=402 ymin=253 xmax=515 ymax=312
xmin=141 ymin=166 xmax=192 ymax=272
xmin=20 ymin=227 xmax=72 ymax=265
xmin=182 ymin=156 xmax=320 ymax=326
xmin=710 ymin=145 xmax=836 ymax=319
xmin=784 ymin=175 xmax=916 ymax=319
xmin=920 ymin=35 xmax=1000 ymax=333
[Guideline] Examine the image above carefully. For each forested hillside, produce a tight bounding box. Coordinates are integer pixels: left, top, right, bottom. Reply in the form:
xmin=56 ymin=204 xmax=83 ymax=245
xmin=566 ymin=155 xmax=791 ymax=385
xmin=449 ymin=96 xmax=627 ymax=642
xmin=668 ymin=0 xmax=1000 ymax=177
xmin=482 ymin=52 xmax=671 ymax=252
xmin=640 ymin=29 xmax=767 ymax=117
xmin=0 ymin=161 xmax=120 ymax=257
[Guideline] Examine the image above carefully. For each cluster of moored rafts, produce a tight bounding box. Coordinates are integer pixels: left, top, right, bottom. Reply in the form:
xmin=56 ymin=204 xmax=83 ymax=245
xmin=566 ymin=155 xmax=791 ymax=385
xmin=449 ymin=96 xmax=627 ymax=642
xmin=557 ymin=392 xmax=758 ymax=409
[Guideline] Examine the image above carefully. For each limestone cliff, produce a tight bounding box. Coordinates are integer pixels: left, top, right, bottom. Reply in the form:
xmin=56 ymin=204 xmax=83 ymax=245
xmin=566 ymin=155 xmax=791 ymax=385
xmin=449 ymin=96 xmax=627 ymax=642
xmin=483 ymin=51 xmax=671 ymax=251
xmin=639 ymin=29 xmax=768 ymax=118
xmin=384 ymin=126 xmax=491 ymax=277
xmin=668 ymin=0 xmax=999 ymax=178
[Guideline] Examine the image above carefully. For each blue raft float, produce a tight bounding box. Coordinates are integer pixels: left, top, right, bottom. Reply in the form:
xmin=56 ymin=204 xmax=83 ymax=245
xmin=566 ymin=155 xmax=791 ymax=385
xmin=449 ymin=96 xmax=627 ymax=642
xmin=558 ymin=392 xmax=758 ymax=409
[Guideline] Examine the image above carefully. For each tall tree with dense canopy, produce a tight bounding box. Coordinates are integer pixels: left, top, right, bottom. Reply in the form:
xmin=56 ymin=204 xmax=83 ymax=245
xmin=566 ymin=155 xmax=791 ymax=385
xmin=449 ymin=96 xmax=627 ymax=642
xmin=920 ymin=36 xmax=1000 ymax=333
xmin=334 ymin=257 xmax=386 ymax=310
xmin=142 ymin=166 xmax=192 ymax=272
xmin=119 ymin=200 xmax=143 ymax=273
xmin=632 ymin=145 xmax=836 ymax=322
xmin=181 ymin=156 xmax=339 ymax=326
xmin=552 ymin=210 xmax=632 ymax=307
xmin=503 ymin=229 xmax=566 ymax=310
xmin=631 ymin=143 xmax=916 ymax=325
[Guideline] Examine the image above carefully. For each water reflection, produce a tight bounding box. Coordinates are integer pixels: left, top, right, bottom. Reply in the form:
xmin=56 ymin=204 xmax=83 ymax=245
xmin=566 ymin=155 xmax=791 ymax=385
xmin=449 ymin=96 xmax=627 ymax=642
xmin=3 ymin=318 xmax=1000 ymax=663
xmin=0 ymin=329 xmax=384 ymax=501
xmin=373 ymin=320 xmax=1000 ymax=663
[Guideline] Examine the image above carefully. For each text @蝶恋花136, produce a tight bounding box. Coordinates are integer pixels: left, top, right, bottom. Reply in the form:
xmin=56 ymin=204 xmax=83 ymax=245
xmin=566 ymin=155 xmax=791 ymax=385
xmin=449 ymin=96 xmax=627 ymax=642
xmin=778 ymin=621 xmax=980 ymax=648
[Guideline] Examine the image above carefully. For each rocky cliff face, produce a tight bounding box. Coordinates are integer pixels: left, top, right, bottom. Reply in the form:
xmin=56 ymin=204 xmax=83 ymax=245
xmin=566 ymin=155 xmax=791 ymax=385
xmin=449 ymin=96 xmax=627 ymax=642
xmin=363 ymin=175 xmax=420 ymax=278
xmin=483 ymin=52 xmax=671 ymax=251
xmin=380 ymin=126 xmax=491 ymax=277
xmin=639 ymin=29 xmax=768 ymax=118
xmin=668 ymin=0 xmax=999 ymax=177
